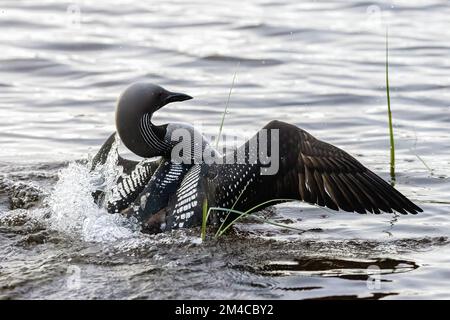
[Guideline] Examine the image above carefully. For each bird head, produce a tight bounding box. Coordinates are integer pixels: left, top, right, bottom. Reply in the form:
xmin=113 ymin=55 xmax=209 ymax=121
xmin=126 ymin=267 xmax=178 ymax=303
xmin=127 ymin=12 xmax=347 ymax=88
xmin=115 ymin=82 xmax=192 ymax=158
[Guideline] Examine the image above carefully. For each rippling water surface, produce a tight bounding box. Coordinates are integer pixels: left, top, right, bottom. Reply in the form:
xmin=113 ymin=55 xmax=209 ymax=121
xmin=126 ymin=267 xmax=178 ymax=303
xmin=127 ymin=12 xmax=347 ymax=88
xmin=1 ymin=0 xmax=449 ymax=299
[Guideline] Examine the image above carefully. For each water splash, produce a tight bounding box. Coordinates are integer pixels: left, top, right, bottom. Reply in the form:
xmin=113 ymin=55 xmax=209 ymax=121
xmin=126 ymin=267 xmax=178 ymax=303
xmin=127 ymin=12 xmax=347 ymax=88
xmin=89 ymin=134 xmax=124 ymax=207
xmin=45 ymin=140 xmax=141 ymax=243
xmin=21 ymin=136 xmax=202 ymax=248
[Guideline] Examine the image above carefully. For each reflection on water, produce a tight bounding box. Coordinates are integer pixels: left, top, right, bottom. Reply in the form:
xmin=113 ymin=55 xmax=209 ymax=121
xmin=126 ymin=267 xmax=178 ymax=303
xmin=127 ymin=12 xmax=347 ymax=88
xmin=1 ymin=0 xmax=450 ymax=299
xmin=259 ymin=257 xmax=418 ymax=278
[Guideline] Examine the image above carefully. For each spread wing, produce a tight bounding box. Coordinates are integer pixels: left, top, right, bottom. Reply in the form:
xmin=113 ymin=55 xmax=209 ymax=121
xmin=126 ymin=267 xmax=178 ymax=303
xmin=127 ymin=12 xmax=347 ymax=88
xmin=214 ymin=120 xmax=422 ymax=215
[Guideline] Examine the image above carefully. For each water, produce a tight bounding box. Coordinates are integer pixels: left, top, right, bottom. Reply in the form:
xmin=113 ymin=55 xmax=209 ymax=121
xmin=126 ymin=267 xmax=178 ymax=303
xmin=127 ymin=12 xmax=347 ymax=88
xmin=1 ymin=0 xmax=449 ymax=299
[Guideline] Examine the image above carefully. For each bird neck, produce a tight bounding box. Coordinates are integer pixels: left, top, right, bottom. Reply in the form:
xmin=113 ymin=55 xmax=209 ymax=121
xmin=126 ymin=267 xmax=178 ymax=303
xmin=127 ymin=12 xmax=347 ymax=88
xmin=139 ymin=113 xmax=171 ymax=156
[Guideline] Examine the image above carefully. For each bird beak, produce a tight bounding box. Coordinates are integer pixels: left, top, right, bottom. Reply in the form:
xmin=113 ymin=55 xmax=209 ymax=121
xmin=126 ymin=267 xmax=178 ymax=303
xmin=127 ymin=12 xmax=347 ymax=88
xmin=164 ymin=92 xmax=193 ymax=105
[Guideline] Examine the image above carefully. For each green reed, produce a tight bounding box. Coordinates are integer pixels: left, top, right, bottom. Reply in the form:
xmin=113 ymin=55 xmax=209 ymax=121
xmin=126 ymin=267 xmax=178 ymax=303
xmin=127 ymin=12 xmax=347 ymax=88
xmin=386 ymin=29 xmax=396 ymax=183
xmin=215 ymin=62 xmax=239 ymax=150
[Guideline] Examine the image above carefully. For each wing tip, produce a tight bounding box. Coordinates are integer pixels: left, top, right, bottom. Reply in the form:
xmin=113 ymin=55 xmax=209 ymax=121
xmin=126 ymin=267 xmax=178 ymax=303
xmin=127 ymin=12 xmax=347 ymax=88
xmin=409 ymin=204 xmax=423 ymax=215
xmin=392 ymin=202 xmax=422 ymax=215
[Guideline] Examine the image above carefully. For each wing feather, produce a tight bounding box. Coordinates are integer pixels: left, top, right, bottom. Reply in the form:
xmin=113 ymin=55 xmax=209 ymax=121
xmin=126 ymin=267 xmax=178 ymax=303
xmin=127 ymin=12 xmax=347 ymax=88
xmin=216 ymin=120 xmax=422 ymax=215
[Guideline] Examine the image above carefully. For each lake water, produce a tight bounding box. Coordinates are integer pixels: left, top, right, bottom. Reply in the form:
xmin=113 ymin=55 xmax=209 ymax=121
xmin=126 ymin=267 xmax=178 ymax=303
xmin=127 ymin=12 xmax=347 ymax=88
xmin=0 ymin=0 xmax=449 ymax=299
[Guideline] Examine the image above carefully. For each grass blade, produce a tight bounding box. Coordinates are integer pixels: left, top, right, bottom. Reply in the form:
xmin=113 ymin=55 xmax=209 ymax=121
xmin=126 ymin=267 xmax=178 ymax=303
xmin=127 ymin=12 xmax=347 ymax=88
xmin=208 ymin=206 xmax=305 ymax=238
xmin=214 ymin=198 xmax=296 ymax=237
xmin=215 ymin=62 xmax=239 ymax=149
xmin=386 ymin=28 xmax=396 ymax=184
xmin=201 ymin=198 xmax=208 ymax=241
xmin=214 ymin=184 xmax=248 ymax=237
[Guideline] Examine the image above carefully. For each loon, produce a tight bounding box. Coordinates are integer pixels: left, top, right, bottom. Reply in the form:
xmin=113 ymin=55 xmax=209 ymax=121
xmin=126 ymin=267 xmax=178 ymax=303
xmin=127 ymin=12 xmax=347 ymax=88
xmin=94 ymin=82 xmax=422 ymax=233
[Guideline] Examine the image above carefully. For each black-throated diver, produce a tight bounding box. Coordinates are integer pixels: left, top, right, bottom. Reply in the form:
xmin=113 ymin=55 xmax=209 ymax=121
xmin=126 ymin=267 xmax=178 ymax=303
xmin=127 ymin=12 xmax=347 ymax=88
xmin=95 ymin=82 xmax=422 ymax=233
